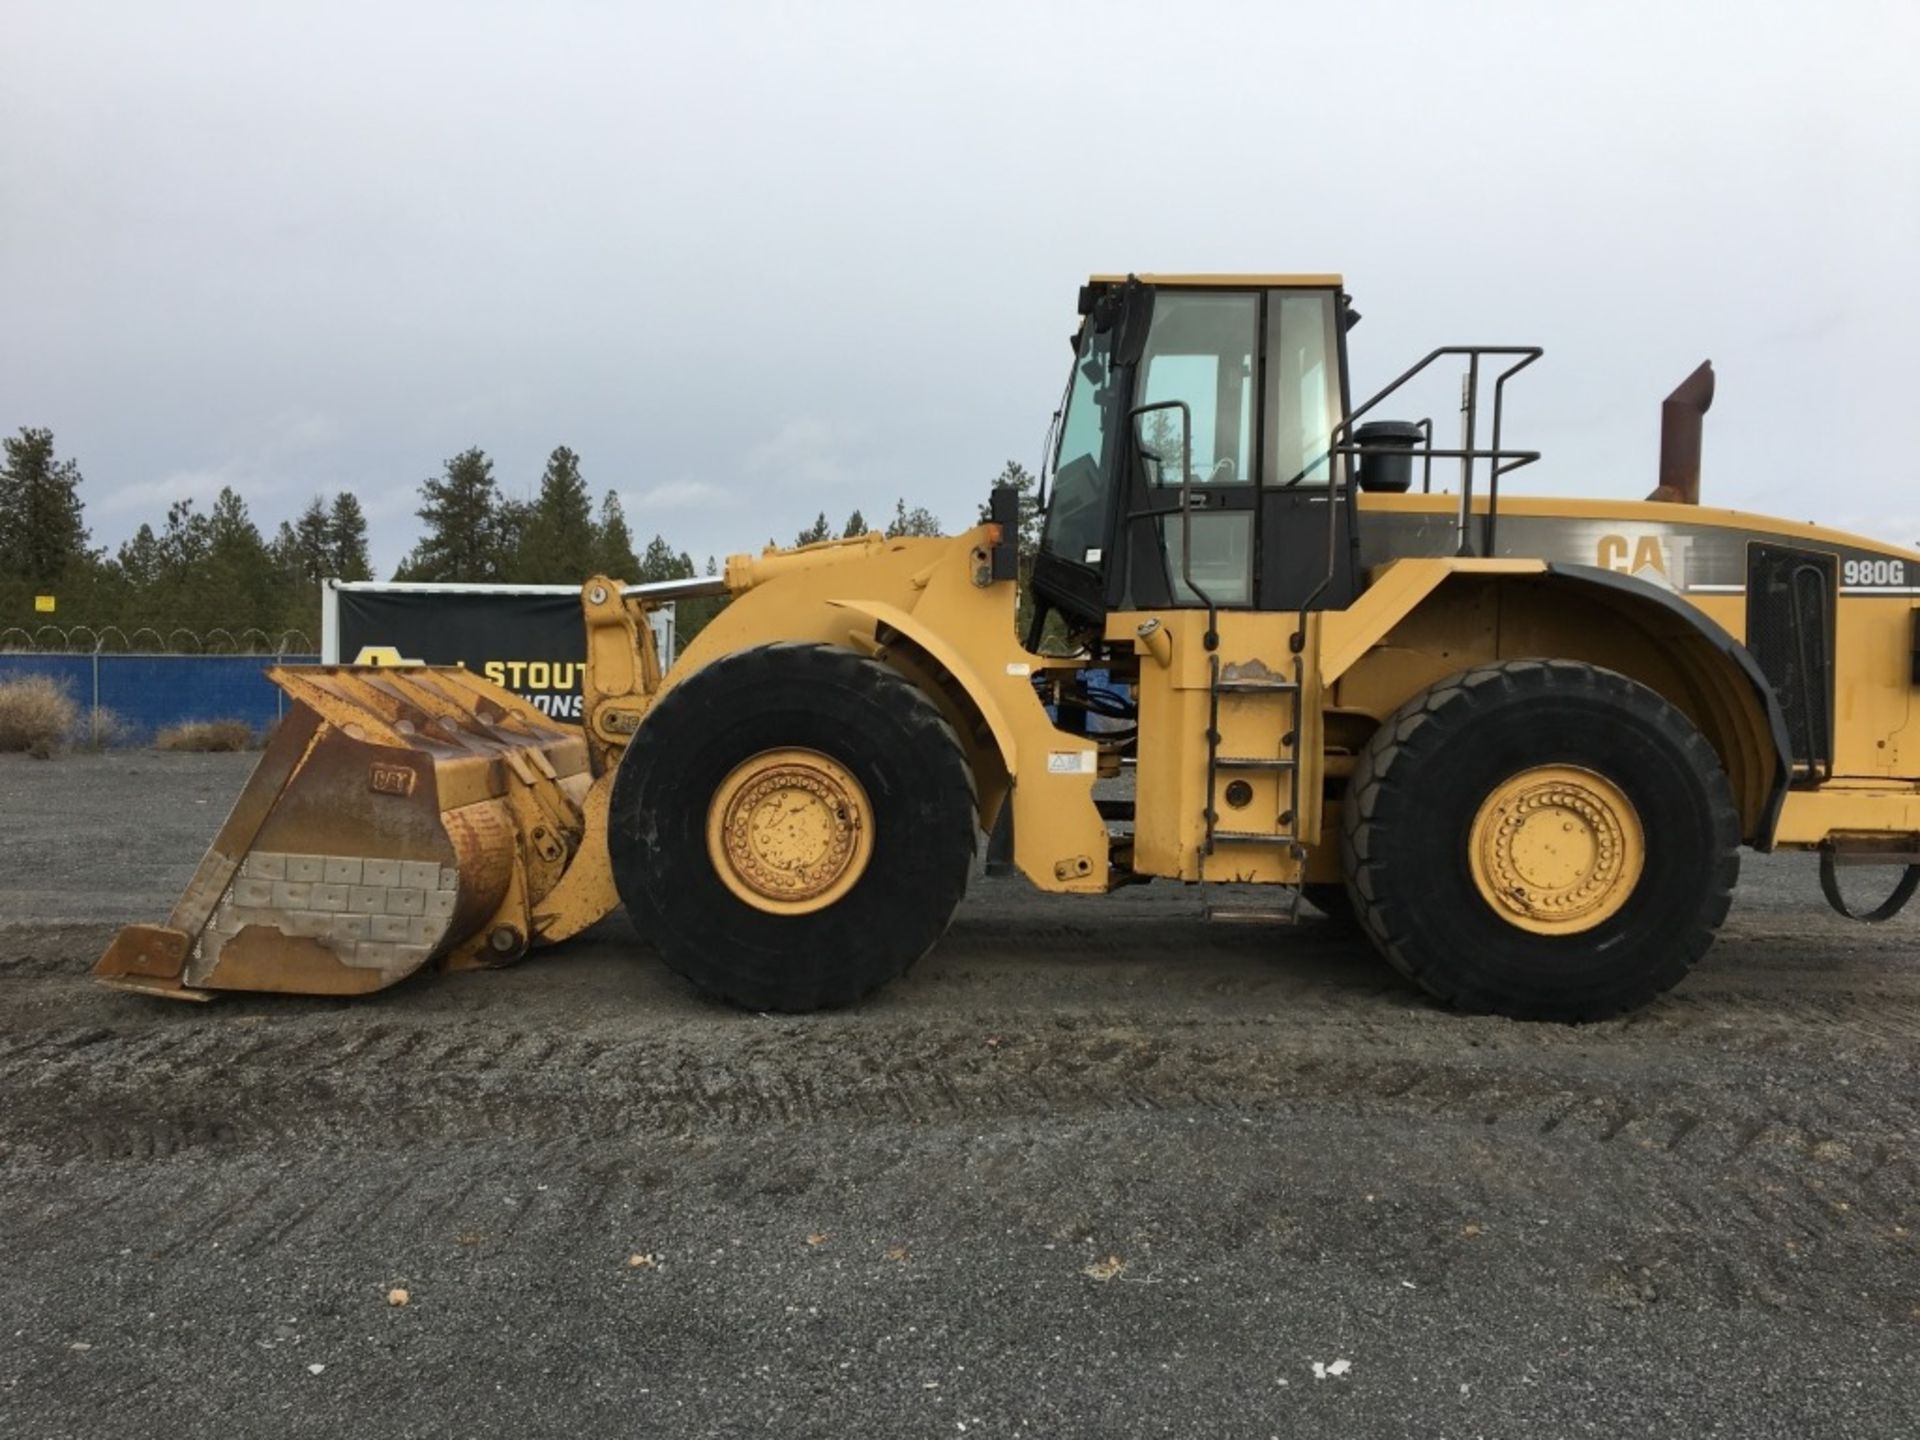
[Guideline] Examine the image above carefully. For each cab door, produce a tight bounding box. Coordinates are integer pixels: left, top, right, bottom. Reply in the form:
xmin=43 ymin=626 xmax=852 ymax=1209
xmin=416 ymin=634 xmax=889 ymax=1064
xmin=1112 ymin=286 xmax=1354 ymax=616
xmin=1256 ymin=288 xmax=1356 ymax=611
xmin=1113 ymin=289 xmax=1261 ymax=612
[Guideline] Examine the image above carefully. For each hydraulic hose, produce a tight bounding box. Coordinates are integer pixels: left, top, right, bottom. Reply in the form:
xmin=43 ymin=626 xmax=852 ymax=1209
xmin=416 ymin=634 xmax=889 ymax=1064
xmin=1818 ymin=851 xmax=1920 ymax=923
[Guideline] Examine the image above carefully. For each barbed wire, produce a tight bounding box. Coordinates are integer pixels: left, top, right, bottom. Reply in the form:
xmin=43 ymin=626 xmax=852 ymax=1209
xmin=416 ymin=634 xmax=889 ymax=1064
xmin=0 ymin=625 xmax=316 ymax=655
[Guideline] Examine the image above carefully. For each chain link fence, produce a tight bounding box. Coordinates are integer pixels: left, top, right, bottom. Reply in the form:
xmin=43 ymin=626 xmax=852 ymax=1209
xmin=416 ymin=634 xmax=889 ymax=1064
xmin=0 ymin=629 xmax=322 ymax=745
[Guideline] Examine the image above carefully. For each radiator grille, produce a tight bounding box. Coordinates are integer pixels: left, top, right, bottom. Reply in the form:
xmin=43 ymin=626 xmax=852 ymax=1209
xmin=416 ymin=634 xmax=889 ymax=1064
xmin=1746 ymin=545 xmax=1835 ymax=776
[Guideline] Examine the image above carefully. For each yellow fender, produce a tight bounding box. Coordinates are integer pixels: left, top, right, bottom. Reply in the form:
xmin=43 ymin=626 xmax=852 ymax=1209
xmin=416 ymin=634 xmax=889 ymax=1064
xmin=823 ymin=598 xmax=1110 ymax=892
xmin=824 ymin=599 xmax=1021 ymax=773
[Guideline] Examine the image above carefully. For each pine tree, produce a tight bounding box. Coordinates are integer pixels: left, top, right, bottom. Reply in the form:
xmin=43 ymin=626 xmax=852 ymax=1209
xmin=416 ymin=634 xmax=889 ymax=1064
xmin=794 ymin=511 xmax=832 ymax=546
xmin=493 ymin=494 xmax=533 ymax=577
xmin=592 ymin=490 xmax=639 ymax=579
xmin=269 ymin=492 xmax=371 ymax=636
xmin=327 ymin=492 xmax=371 ymax=581
xmin=636 ymin=533 xmax=696 ymax=584
xmin=884 ymin=497 xmax=943 ymax=538
xmin=115 ymin=525 xmax=162 ymax=593
xmin=398 ymin=447 xmax=503 ymax=581
xmin=200 ymin=487 xmax=275 ymax=633
xmin=514 ymin=446 xmax=596 ymax=581
xmin=157 ymin=499 xmax=213 ymax=580
xmin=278 ymin=498 xmax=334 ymax=586
xmin=840 ymin=509 xmax=868 ymax=539
xmin=0 ymin=427 xmax=91 ymax=594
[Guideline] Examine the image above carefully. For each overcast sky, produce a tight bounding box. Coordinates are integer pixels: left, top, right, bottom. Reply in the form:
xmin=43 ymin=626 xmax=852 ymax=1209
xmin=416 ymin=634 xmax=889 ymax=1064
xmin=4 ymin=0 xmax=1916 ymax=575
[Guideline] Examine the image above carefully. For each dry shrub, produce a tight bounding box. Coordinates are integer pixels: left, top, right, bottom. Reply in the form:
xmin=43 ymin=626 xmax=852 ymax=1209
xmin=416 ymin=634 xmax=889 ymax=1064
xmin=0 ymin=676 xmax=77 ymax=754
xmin=71 ymin=706 xmax=133 ymax=751
xmin=153 ymin=719 xmax=257 ymax=752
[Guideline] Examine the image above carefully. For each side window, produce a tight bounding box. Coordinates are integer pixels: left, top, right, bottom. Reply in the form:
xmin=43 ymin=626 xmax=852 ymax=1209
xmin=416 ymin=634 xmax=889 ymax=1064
xmin=1040 ymin=327 xmax=1115 ymax=569
xmin=1054 ymin=335 xmax=1108 ymax=477
xmin=1134 ymin=293 xmax=1258 ymax=485
xmin=1265 ymin=291 xmax=1342 ymax=487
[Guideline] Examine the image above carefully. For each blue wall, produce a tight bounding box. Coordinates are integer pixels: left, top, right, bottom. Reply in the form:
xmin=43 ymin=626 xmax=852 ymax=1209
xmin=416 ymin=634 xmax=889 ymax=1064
xmin=0 ymin=654 xmax=318 ymax=739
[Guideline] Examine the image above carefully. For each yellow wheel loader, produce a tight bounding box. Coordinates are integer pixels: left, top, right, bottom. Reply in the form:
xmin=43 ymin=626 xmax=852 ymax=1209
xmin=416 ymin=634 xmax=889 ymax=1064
xmin=96 ymin=274 xmax=1920 ymax=1020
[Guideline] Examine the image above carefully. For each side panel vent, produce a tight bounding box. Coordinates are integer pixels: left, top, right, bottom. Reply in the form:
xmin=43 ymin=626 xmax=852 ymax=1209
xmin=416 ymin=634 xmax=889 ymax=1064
xmin=1746 ymin=544 xmax=1836 ymax=778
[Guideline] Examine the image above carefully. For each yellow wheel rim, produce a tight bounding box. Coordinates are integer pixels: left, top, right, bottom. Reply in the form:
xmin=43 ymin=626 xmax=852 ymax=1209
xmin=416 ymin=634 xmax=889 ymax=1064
xmin=1468 ymin=764 xmax=1645 ymax=936
xmin=705 ymin=748 xmax=874 ymax=916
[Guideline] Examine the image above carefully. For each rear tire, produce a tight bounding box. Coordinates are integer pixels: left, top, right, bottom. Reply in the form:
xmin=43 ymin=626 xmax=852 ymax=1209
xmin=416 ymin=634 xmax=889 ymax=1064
xmin=608 ymin=643 xmax=977 ymax=1012
xmin=1340 ymin=660 xmax=1739 ymax=1021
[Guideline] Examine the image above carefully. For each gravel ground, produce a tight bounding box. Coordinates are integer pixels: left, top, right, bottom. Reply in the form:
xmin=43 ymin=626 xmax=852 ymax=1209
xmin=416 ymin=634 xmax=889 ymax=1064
xmin=2 ymin=751 xmax=1918 ymax=1438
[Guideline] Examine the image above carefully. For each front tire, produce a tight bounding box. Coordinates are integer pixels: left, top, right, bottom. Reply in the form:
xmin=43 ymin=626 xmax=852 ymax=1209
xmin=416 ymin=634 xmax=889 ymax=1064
xmin=1341 ymin=660 xmax=1740 ymax=1021
xmin=608 ymin=643 xmax=977 ymax=1011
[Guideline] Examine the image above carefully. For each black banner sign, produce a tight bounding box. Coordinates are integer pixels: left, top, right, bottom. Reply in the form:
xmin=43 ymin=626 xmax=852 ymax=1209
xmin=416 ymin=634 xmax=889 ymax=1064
xmin=330 ymin=586 xmax=671 ymax=723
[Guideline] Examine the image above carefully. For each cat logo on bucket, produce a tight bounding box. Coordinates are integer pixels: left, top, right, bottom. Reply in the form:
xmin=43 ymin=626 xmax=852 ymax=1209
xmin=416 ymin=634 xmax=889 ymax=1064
xmin=369 ymin=763 xmax=419 ymax=797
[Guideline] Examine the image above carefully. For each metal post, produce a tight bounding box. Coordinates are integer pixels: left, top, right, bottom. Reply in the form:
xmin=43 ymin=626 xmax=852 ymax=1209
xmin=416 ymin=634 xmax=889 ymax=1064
xmin=1455 ymin=356 xmax=1481 ymax=557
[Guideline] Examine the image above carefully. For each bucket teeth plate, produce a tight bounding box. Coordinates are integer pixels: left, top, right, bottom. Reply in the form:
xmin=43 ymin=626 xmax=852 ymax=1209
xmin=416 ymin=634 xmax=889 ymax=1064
xmin=94 ymin=665 xmax=606 ymax=999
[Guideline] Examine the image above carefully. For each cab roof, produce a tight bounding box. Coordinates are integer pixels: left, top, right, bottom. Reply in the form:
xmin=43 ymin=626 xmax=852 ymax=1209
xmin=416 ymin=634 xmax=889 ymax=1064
xmin=1087 ymin=272 xmax=1344 ymax=289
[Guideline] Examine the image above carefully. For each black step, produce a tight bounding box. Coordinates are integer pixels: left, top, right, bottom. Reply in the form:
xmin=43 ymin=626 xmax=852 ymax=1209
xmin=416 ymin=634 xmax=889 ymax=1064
xmin=1204 ymin=904 xmax=1301 ymax=926
xmin=1215 ymin=755 xmax=1295 ymax=771
xmin=1213 ymin=678 xmax=1300 ymax=694
xmin=1211 ymin=829 xmax=1299 ymax=846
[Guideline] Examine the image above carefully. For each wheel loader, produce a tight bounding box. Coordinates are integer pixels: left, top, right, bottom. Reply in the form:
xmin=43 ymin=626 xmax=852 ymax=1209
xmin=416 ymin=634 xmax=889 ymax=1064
xmin=96 ymin=274 xmax=1920 ymax=1020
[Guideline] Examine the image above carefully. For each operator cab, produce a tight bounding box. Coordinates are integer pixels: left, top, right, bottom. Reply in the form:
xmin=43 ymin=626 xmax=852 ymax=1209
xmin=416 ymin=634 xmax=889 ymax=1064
xmin=1030 ymin=275 xmax=1359 ymax=640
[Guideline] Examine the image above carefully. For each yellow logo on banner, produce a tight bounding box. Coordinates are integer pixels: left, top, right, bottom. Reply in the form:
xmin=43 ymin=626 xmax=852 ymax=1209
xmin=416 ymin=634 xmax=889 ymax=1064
xmin=34 ymin=595 xmax=55 ymax=613
xmin=352 ymin=645 xmax=424 ymax=667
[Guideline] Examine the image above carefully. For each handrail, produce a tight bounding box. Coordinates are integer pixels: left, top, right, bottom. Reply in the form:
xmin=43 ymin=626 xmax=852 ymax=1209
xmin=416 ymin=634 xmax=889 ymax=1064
xmin=1289 ymin=345 xmax=1543 ymax=659
xmin=1130 ymin=398 xmax=1218 ymax=649
xmin=1329 ymin=345 xmax=1544 ymax=559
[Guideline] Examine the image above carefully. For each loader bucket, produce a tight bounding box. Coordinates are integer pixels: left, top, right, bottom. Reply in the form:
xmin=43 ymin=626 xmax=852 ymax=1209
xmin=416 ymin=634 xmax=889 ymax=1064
xmin=95 ymin=665 xmax=612 ymax=1000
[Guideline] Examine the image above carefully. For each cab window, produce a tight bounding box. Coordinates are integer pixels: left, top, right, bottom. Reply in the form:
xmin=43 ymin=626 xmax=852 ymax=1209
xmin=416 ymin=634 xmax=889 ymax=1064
xmin=1134 ymin=292 xmax=1258 ymax=486
xmin=1265 ymin=290 xmax=1342 ymax=487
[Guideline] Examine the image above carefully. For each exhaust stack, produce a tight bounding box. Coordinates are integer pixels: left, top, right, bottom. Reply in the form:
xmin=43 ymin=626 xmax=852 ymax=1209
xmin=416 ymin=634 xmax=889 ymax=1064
xmin=1648 ymin=360 xmax=1715 ymax=504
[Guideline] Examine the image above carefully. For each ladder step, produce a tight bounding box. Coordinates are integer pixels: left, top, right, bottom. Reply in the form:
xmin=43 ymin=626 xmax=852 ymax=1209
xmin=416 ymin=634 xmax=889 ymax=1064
xmin=1216 ymin=756 xmax=1295 ymax=771
xmin=1204 ymin=905 xmax=1301 ymax=926
xmin=1213 ymin=679 xmax=1300 ymax=694
xmin=1212 ymin=829 xmax=1299 ymax=847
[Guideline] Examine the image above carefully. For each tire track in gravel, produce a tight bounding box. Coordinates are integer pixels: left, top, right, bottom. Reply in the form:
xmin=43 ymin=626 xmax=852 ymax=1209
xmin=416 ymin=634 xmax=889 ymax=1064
xmin=25 ymin=1104 xmax=1910 ymax=1325
xmin=5 ymin=1007 xmax=1912 ymax=1242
